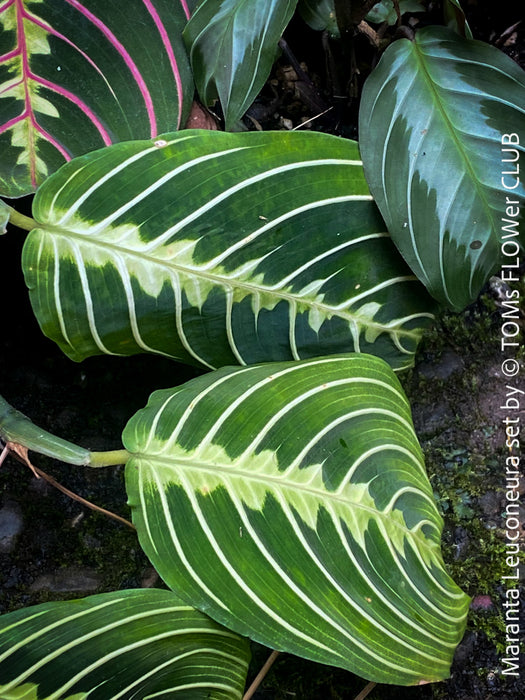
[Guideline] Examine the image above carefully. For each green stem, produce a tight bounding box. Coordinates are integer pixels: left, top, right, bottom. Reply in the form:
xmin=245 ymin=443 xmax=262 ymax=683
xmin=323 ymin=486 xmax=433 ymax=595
xmin=0 ymin=395 xmax=130 ymax=467
xmin=0 ymin=199 xmax=38 ymax=232
xmin=90 ymin=449 xmax=131 ymax=467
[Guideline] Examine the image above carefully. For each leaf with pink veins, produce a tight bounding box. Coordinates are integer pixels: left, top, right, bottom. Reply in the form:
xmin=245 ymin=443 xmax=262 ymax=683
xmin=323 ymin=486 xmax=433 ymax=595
xmin=0 ymin=0 xmax=192 ymax=197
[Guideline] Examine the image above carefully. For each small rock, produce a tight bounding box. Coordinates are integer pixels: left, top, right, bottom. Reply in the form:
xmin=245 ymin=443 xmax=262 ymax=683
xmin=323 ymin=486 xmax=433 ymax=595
xmin=453 ymin=526 xmax=470 ymax=560
xmin=478 ymin=490 xmax=504 ymax=522
xmin=30 ymin=567 xmax=102 ymax=593
xmin=453 ymin=631 xmax=476 ymax=667
xmin=3 ymin=566 xmax=22 ymax=588
xmin=416 ymin=349 xmax=464 ymax=380
xmin=412 ymin=400 xmax=450 ymax=437
xmin=0 ymin=501 xmax=23 ymax=553
xmin=141 ymin=567 xmax=160 ymax=588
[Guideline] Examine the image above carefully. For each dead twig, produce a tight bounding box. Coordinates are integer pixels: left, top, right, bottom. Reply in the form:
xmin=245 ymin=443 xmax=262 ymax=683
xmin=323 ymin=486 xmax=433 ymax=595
xmin=353 ymin=681 xmax=377 ymax=700
xmin=243 ymin=650 xmax=280 ymax=700
xmin=356 ymin=20 xmax=381 ymax=48
xmin=0 ymin=441 xmax=135 ymax=530
xmin=2 ymin=440 xmax=40 ymax=477
xmin=0 ymin=440 xmax=9 ymax=467
xmin=292 ymin=106 xmax=334 ymax=130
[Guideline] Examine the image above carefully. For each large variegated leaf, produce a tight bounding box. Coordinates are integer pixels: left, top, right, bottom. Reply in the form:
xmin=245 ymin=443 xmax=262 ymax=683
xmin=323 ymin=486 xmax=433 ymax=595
xmin=22 ymin=129 xmax=435 ymax=372
xmin=359 ymin=26 xmax=525 ymax=311
xmin=0 ymin=589 xmax=250 ymax=699
xmin=0 ymin=0 xmax=192 ymax=197
xmin=183 ymin=0 xmax=298 ymax=129
xmin=124 ymin=354 xmax=470 ymax=686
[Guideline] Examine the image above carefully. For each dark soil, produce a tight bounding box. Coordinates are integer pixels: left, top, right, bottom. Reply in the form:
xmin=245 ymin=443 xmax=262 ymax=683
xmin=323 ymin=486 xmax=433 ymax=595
xmin=1 ymin=1 xmax=524 ymax=699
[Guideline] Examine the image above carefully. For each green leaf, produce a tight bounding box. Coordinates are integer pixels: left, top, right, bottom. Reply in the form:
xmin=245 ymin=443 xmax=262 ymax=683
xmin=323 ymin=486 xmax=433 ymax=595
xmin=0 ymin=589 xmax=250 ymax=699
xmin=23 ymin=129 xmax=436 ymax=372
xmin=443 ymin=0 xmax=473 ymax=39
xmin=366 ymin=0 xmax=425 ymax=26
xmin=297 ymin=0 xmax=340 ymax=37
xmin=124 ymin=353 xmax=470 ymax=685
xmin=0 ymin=393 xmax=91 ymax=465
xmin=359 ymin=26 xmax=525 ymax=311
xmin=183 ymin=0 xmax=298 ymax=130
xmin=0 ymin=0 xmax=193 ymax=197
xmin=298 ymin=0 xmax=424 ymax=34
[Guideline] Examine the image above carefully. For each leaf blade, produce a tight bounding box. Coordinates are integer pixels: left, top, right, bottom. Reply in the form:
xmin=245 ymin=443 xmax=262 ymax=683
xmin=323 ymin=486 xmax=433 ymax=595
xmin=359 ymin=26 xmax=525 ymax=310
xmin=23 ymin=129 xmax=436 ymax=371
xmin=0 ymin=589 xmax=250 ymax=699
xmin=0 ymin=0 xmax=192 ymax=197
xmin=183 ymin=0 xmax=298 ymax=129
xmin=124 ymin=354 xmax=470 ymax=685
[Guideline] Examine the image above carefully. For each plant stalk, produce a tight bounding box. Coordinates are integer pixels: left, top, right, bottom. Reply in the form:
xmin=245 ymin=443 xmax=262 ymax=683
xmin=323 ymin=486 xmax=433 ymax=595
xmin=0 ymin=199 xmax=37 ymax=231
xmin=0 ymin=395 xmax=130 ymax=467
xmin=90 ymin=449 xmax=131 ymax=466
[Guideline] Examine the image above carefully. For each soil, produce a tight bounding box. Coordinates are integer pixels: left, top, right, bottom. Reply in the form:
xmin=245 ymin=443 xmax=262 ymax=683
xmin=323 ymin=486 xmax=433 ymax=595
xmin=0 ymin=1 xmax=524 ymax=699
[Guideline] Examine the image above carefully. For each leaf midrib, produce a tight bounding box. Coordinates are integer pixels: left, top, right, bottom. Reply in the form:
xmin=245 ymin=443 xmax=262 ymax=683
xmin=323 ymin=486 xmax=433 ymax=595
xmin=412 ymin=36 xmax=497 ymax=236
xmin=35 ymin=226 xmax=428 ymax=340
xmin=134 ymin=452 xmax=440 ymax=544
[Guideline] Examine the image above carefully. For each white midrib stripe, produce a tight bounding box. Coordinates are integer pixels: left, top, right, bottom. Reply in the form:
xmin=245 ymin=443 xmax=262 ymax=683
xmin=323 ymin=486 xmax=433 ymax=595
xmin=411 ymin=40 xmax=504 ymax=277
xmin=138 ymin=455 xmax=438 ymax=549
xmin=173 ymin=469 xmax=344 ymax=658
xmin=45 ymin=228 xmax=425 ymax=340
xmin=76 ymin=158 xmax=367 ymax=245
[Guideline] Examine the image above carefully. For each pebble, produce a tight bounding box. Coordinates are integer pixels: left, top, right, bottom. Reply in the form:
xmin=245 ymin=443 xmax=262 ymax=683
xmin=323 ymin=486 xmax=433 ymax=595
xmin=0 ymin=501 xmax=23 ymax=553
xmin=30 ymin=567 xmax=102 ymax=593
xmin=416 ymin=349 xmax=464 ymax=380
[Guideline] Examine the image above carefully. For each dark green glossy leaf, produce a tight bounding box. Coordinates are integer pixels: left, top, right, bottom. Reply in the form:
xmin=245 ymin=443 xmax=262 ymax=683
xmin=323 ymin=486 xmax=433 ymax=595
xmin=359 ymin=26 xmax=525 ymax=310
xmin=298 ymin=0 xmax=424 ymax=34
xmin=298 ymin=0 xmax=339 ymax=36
xmin=443 ymin=0 xmax=473 ymax=39
xmin=0 ymin=198 xmax=8 ymax=233
xmin=366 ymin=0 xmax=425 ymax=26
xmin=124 ymin=353 xmax=470 ymax=685
xmin=0 ymin=589 xmax=250 ymax=699
xmin=183 ymin=0 xmax=298 ymax=130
